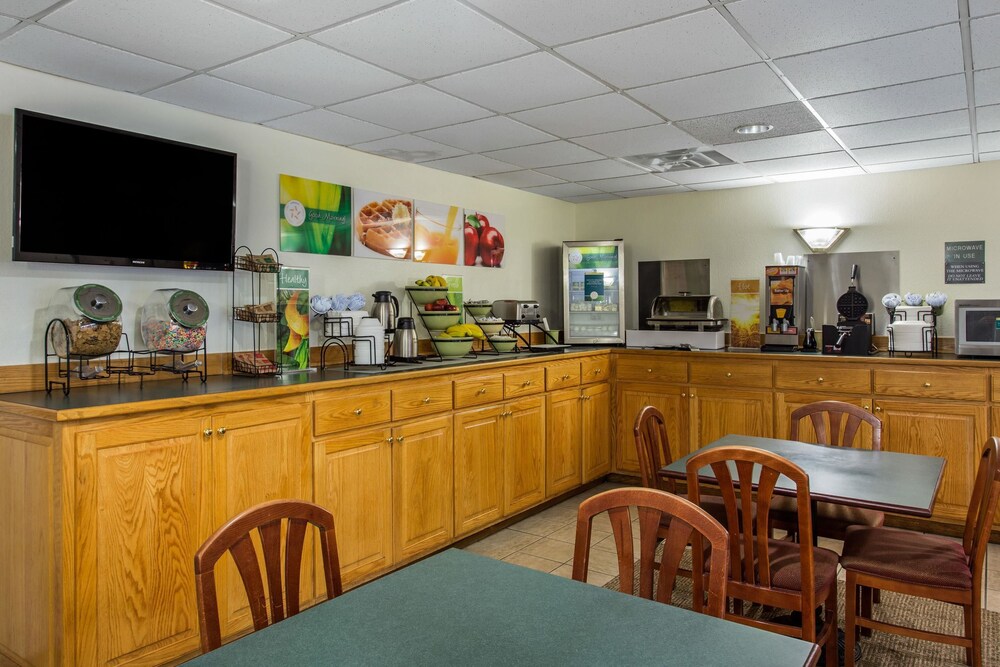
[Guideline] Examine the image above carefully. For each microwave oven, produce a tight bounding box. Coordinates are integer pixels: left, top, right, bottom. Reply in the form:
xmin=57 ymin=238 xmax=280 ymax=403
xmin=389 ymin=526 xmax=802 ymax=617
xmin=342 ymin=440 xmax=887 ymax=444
xmin=954 ymin=299 xmax=1000 ymax=356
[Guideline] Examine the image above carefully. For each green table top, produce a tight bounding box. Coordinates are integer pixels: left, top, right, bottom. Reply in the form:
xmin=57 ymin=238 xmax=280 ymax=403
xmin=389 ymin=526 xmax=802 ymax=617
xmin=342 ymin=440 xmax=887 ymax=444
xmin=185 ymin=548 xmax=819 ymax=666
xmin=663 ymin=434 xmax=946 ymax=517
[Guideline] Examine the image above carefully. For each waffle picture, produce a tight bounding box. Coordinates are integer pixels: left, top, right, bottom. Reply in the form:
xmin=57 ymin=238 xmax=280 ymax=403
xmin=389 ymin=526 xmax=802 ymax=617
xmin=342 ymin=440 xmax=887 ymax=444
xmin=356 ymin=199 xmax=412 ymax=258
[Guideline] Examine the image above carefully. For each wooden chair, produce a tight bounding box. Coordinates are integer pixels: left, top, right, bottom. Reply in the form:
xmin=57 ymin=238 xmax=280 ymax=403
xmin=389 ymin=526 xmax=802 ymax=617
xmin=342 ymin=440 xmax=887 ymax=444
xmin=841 ymin=436 xmax=1000 ymax=667
xmin=773 ymin=400 xmax=885 ymax=542
xmin=686 ymin=445 xmax=839 ymax=667
xmin=194 ymin=499 xmax=343 ymax=653
xmin=571 ymin=486 xmax=730 ymax=618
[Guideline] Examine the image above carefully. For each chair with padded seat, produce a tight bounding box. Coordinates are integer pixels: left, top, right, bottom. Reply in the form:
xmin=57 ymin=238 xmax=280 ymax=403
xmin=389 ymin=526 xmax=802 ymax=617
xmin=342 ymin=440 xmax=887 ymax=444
xmin=772 ymin=400 xmax=885 ymax=542
xmin=841 ymin=436 xmax=1000 ymax=667
xmin=194 ymin=498 xmax=343 ymax=653
xmin=686 ymin=445 xmax=839 ymax=667
xmin=572 ymin=486 xmax=730 ymax=618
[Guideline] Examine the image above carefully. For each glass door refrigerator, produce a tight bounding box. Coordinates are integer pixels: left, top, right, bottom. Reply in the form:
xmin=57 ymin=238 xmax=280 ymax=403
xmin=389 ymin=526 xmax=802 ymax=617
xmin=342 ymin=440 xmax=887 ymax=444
xmin=562 ymin=240 xmax=625 ymax=345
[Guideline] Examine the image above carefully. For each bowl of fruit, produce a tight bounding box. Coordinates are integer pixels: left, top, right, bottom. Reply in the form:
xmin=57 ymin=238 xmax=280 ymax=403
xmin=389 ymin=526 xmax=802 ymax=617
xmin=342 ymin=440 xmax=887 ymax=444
xmin=407 ymin=276 xmax=449 ymax=304
xmin=475 ymin=316 xmax=505 ymax=335
xmin=488 ymin=335 xmax=517 ymax=353
xmin=420 ymin=311 xmax=462 ymax=331
xmin=432 ymin=335 xmax=474 ymax=357
xmin=464 ymin=299 xmax=492 ymax=318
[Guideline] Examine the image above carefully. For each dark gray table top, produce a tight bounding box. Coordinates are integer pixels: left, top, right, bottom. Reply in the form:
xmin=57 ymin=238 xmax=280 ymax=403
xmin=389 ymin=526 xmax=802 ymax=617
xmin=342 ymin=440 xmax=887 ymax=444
xmin=663 ymin=434 xmax=946 ymax=517
xmin=184 ymin=548 xmax=819 ymax=666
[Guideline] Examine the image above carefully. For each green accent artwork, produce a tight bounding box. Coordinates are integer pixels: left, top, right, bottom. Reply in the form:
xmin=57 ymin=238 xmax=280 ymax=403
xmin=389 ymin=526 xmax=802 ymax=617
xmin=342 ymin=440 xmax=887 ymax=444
xmin=279 ymin=174 xmax=352 ymax=256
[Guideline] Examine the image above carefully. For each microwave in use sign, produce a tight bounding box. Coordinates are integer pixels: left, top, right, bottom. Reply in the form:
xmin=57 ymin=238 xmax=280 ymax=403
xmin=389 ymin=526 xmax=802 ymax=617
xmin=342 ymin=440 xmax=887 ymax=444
xmin=945 ymin=240 xmax=985 ymax=284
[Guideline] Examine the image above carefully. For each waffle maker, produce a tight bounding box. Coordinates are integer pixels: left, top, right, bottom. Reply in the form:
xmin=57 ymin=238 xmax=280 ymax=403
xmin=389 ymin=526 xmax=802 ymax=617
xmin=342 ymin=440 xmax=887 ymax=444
xmin=822 ymin=264 xmax=872 ymax=356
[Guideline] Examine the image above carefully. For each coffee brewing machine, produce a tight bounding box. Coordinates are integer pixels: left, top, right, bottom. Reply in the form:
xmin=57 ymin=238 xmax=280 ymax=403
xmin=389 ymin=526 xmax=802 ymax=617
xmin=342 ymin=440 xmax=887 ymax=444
xmin=760 ymin=265 xmax=808 ymax=351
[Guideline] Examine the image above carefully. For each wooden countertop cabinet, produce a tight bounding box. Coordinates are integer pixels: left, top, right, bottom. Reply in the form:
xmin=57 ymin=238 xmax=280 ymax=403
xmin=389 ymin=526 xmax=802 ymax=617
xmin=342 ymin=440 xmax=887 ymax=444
xmin=580 ymin=355 xmax=609 ymax=385
xmin=503 ymin=366 xmax=545 ymax=399
xmin=314 ymin=386 xmax=392 ymax=435
xmin=874 ymin=367 xmax=987 ymax=401
xmin=615 ymin=355 xmax=687 ymax=383
xmin=545 ymin=360 xmax=581 ymax=391
xmin=454 ymin=372 xmax=505 ymax=409
xmin=392 ymin=379 xmax=453 ymax=420
xmin=689 ymin=359 xmax=772 ymax=389
xmin=774 ymin=361 xmax=872 ymax=394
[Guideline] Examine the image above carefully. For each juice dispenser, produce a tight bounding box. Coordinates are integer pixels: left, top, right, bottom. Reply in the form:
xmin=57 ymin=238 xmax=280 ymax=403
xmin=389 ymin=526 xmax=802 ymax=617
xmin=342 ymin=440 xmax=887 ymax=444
xmin=760 ymin=265 xmax=808 ymax=351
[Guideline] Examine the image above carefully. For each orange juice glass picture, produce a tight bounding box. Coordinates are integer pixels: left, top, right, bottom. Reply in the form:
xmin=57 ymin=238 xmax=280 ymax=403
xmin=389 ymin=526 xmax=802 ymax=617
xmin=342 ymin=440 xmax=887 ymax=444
xmin=413 ymin=201 xmax=460 ymax=265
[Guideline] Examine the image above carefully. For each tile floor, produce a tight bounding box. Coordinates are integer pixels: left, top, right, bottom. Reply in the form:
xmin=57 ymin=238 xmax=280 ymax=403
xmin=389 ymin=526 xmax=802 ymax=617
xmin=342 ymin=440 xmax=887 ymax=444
xmin=462 ymin=481 xmax=1000 ymax=612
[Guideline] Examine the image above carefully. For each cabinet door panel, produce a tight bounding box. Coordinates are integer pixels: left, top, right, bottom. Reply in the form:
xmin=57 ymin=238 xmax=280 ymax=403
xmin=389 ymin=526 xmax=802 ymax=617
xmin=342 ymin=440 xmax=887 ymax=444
xmin=314 ymin=427 xmax=392 ymax=587
xmin=876 ymin=399 xmax=986 ymax=523
xmin=393 ymin=415 xmax=454 ymax=561
xmin=453 ymin=406 xmax=504 ymax=536
xmin=545 ymin=388 xmax=582 ymax=497
xmin=614 ymin=382 xmax=688 ymax=473
xmin=75 ymin=413 xmax=209 ymax=666
xmin=504 ymin=396 xmax=546 ymax=515
xmin=582 ymin=382 xmax=611 ymax=482
xmin=689 ymin=387 xmax=773 ymax=450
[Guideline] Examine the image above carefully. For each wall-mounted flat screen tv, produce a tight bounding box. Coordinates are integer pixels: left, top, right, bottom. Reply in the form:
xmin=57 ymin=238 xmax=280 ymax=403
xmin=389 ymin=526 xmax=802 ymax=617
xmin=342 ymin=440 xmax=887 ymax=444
xmin=13 ymin=108 xmax=237 ymax=271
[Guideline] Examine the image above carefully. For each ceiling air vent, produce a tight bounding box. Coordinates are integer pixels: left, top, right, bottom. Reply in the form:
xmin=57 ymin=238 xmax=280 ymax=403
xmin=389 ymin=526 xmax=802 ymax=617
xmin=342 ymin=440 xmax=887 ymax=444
xmin=622 ymin=149 xmax=734 ymax=172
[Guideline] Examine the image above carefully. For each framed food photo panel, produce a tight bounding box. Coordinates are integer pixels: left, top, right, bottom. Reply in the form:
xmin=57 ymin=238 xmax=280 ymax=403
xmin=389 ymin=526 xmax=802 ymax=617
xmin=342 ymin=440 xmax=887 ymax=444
xmin=353 ymin=190 xmax=413 ymax=260
xmin=413 ymin=201 xmax=461 ymax=265
xmin=463 ymin=210 xmax=505 ymax=268
xmin=279 ymin=174 xmax=352 ymax=256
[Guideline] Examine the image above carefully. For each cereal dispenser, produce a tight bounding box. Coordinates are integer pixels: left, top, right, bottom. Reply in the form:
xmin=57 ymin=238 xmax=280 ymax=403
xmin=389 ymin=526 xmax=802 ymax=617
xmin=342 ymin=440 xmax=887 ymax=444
xmin=47 ymin=283 xmax=124 ymax=357
xmin=141 ymin=289 xmax=209 ymax=352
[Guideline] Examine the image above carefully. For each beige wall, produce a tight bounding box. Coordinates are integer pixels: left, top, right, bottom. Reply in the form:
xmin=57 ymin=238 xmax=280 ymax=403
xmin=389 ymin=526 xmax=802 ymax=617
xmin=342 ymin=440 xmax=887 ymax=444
xmin=575 ymin=161 xmax=1000 ymax=337
xmin=0 ymin=62 xmax=575 ymax=367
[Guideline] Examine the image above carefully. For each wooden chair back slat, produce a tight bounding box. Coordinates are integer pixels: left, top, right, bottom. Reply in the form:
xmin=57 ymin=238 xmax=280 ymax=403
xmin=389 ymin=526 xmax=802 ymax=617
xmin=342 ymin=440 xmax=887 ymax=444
xmin=633 ymin=406 xmax=676 ymax=493
xmin=791 ymin=400 xmax=882 ymax=450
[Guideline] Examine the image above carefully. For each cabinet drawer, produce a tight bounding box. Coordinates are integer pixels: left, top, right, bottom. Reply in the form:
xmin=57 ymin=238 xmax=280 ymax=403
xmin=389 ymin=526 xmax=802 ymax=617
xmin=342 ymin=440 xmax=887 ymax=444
xmin=504 ymin=367 xmax=545 ymax=398
xmin=689 ymin=359 xmax=772 ymax=389
xmin=615 ymin=356 xmax=688 ymax=383
xmin=454 ymin=372 xmax=504 ymax=408
xmin=314 ymin=387 xmax=391 ymax=436
xmin=580 ymin=356 xmax=610 ymax=385
xmin=392 ymin=380 xmax=454 ymax=420
xmin=874 ymin=368 xmax=987 ymax=401
xmin=774 ymin=362 xmax=871 ymax=394
xmin=546 ymin=361 xmax=581 ymax=391
xmin=992 ymin=373 xmax=1000 ymax=402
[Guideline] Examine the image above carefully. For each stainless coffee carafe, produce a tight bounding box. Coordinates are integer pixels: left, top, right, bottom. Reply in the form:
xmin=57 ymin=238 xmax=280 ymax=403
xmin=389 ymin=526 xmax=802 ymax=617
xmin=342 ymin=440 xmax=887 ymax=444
xmin=371 ymin=290 xmax=399 ymax=332
xmin=394 ymin=317 xmax=419 ymax=360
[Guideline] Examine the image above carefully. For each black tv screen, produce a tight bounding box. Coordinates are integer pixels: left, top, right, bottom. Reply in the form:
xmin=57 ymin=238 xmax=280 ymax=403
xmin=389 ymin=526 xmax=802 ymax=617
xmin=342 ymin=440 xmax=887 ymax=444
xmin=13 ymin=108 xmax=236 ymax=271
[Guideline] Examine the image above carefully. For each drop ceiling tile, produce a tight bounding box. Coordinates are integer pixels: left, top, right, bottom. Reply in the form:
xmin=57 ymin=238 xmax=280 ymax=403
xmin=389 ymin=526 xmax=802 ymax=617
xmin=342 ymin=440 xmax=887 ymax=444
xmin=728 ymin=0 xmax=956 ymax=58
xmin=263 ymin=108 xmax=398 ymax=145
xmin=972 ymin=14 xmax=1000 ymax=70
xmin=980 ymin=131 xmax=1000 ymax=152
xmin=571 ymin=123 xmax=700 ymax=157
xmin=0 ymin=0 xmax=60 ymax=19
xmin=617 ymin=185 xmax=690 ymax=197
xmin=482 ymin=141 xmax=604 ymax=169
xmin=147 ymin=75 xmax=310 ymax=123
xmin=864 ymin=154 xmax=972 ymax=173
xmin=769 ymin=167 xmax=867 ymax=182
xmin=0 ymin=24 xmax=189 ymax=92
xmin=975 ymin=67 xmax=1000 ymax=106
xmin=577 ymin=173 xmax=678 ymax=192
xmin=562 ymin=193 xmax=624 ymax=203
xmin=476 ymin=170 xmax=565 ymax=188
xmin=555 ymin=10 xmax=759 ymax=89
xmin=628 ymin=63 xmax=796 ymax=121
xmin=331 ymin=85 xmax=492 ymax=134
xmin=465 ymin=0 xmax=707 ymax=46
xmin=687 ymin=177 xmax=775 ymax=190
xmin=811 ymin=75 xmax=968 ymax=127
xmin=978 ymin=104 xmax=1000 ymax=132
xmin=536 ymin=159 xmax=642 ymax=182
xmin=833 ymin=110 xmax=971 ymax=149
xmin=657 ymin=163 xmax=760 ymax=184
xmin=852 ymin=135 xmax=972 ymax=165
xmin=428 ymin=52 xmax=609 ymax=113
xmin=349 ymin=134 xmax=467 ymax=162
xmin=420 ymin=153 xmax=522 ymax=177
xmin=40 ymin=0 xmax=291 ymax=70
xmin=211 ymin=41 xmax=407 ymax=107
xmin=313 ymin=0 xmax=535 ymax=80
xmin=969 ymin=0 xmax=1000 ymax=17
xmin=511 ymin=94 xmax=662 ymax=138
xmin=0 ymin=16 xmax=19 ymax=30
xmin=416 ymin=116 xmax=555 ymax=153
xmin=676 ymin=101 xmax=822 ymax=145
xmin=523 ymin=182 xmax=603 ymax=198
xmin=775 ymin=25 xmax=964 ymax=100
xmin=211 ymin=0 xmax=397 ymax=33
xmin=714 ymin=131 xmax=842 ymax=163
xmin=746 ymin=151 xmax=857 ymax=176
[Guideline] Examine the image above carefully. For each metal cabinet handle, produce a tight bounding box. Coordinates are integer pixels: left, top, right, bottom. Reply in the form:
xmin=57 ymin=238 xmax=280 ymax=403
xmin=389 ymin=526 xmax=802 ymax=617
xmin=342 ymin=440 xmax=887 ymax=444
xmin=386 ymin=437 xmax=394 ymax=444
xmin=726 ymin=372 xmax=732 ymax=378
xmin=522 ymin=380 xmax=533 ymax=387
xmin=817 ymin=377 xmax=824 ymax=383
xmin=422 ymin=397 xmax=431 ymax=404
xmin=923 ymin=382 xmax=931 ymax=388
xmin=646 ymin=368 xmax=653 ymax=373
xmin=863 ymin=405 xmax=871 ymax=411
xmin=203 ymin=429 xmax=213 ymax=437
xmin=594 ymin=368 xmax=602 ymax=374
xmin=561 ymin=374 xmax=571 ymax=380
xmin=477 ymin=387 xmax=487 ymax=395
xmin=353 ymin=408 xmax=363 ymax=416
xmin=681 ymin=393 xmax=687 ymax=398
xmin=396 ymin=436 xmax=404 ymax=442
xmin=875 ymin=406 xmax=882 ymax=413
xmin=217 ymin=427 xmax=226 ymax=435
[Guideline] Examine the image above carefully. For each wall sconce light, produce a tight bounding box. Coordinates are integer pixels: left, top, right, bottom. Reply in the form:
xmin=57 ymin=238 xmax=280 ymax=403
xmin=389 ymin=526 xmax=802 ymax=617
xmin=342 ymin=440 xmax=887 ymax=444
xmin=795 ymin=227 xmax=847 ymax=252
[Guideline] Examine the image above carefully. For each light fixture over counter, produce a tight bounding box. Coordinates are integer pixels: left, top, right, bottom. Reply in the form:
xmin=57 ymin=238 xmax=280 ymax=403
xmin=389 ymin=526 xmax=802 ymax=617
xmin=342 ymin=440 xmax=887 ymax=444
xmin=795 ymin=227 xmax=847 ymax=252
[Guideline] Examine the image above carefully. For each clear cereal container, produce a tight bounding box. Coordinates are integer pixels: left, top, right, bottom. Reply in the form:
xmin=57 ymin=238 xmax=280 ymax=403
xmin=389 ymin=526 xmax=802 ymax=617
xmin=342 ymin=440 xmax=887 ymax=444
xmin=140 ymin=289 xmax=209 ymax=352
xmin=47 ymin=284 xmax=124 ymax=357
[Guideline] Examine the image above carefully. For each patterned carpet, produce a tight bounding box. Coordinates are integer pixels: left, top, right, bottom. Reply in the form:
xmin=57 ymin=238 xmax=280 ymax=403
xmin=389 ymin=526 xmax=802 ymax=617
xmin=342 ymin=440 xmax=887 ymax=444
xmin=602 ymin=562 xmax=1000 ymax=666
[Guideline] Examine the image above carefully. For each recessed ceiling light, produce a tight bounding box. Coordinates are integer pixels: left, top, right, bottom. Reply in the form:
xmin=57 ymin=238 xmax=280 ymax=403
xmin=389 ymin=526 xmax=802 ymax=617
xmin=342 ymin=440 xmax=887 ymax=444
xmin=734 ymin=124 xmax=774 ymax=135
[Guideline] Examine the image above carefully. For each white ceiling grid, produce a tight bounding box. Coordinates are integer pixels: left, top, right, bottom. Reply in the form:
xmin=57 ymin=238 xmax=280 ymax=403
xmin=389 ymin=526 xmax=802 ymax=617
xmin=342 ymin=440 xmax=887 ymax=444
xmin=0 ymin=0 xmax=996 ymax=201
